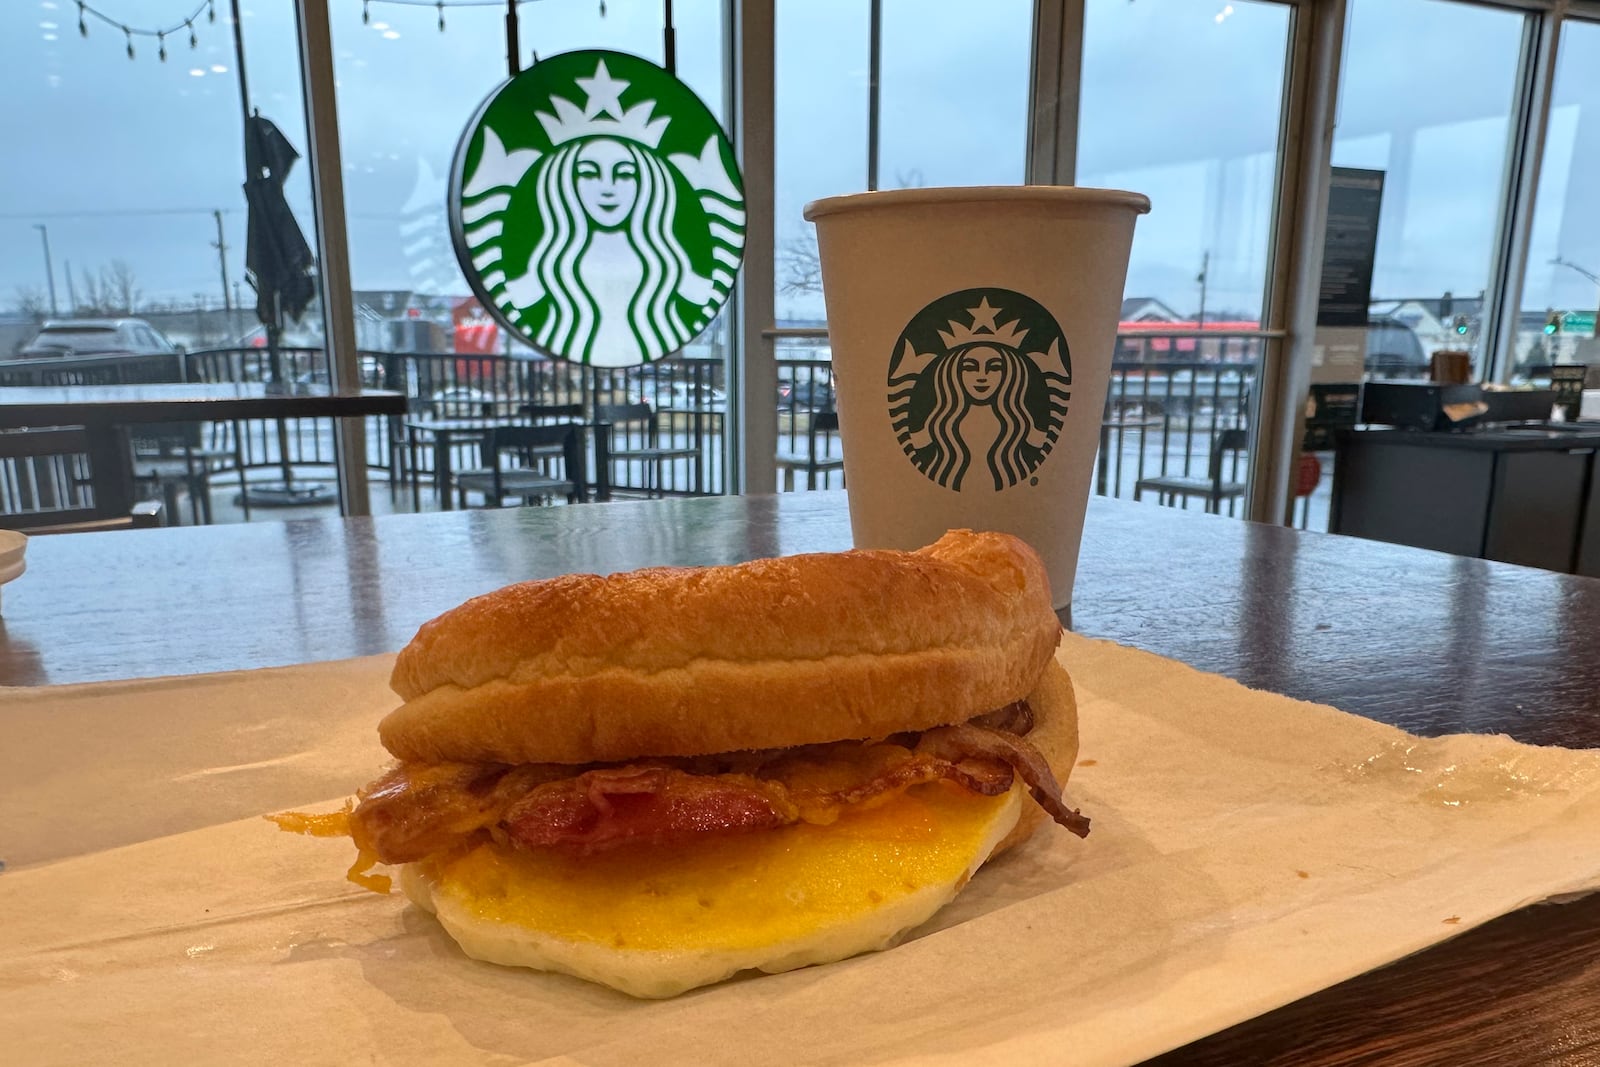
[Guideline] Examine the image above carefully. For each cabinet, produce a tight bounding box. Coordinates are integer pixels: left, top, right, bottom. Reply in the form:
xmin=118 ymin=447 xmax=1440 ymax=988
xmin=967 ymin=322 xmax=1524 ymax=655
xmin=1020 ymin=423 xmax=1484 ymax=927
xmin=1330 ymin=427 xmax=1600 ymax=574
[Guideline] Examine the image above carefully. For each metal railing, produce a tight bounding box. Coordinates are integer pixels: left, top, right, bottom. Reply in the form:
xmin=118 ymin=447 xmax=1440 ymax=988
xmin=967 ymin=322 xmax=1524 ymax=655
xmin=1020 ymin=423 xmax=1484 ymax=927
xmin=1099 ymin=331 xmax=1263 ymax=513
xmin=0 ymin=327 xmax=1274 ymax=520
xmin=180 ymin=347 xmax=731 ymax=501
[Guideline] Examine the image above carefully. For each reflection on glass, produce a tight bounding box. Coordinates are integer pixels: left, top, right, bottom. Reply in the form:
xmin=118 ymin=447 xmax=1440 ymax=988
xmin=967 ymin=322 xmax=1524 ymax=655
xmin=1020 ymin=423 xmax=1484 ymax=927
xmin=1079 ymin=0 xmax=1290 ymax=326
xmin=1335 ymin=0 xmax=1526 ymax=378
xmin=1514 ymin=19 xmax=1600 ymax=382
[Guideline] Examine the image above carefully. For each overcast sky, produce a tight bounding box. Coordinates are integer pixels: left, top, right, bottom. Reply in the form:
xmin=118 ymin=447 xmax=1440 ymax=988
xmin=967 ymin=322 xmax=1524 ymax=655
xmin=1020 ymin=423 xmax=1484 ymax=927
xmin=3 ymin=0 xmax=1598 ymax=328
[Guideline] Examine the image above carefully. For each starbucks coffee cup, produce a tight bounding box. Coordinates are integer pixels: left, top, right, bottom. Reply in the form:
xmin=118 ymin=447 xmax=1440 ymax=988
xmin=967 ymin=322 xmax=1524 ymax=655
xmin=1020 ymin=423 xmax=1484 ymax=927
xmin=803 ymin=186 xmax=1150 ymax=611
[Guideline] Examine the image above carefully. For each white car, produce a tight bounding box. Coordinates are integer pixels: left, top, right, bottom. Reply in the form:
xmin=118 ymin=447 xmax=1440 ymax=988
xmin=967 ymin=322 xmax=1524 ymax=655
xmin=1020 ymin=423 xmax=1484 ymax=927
xmin=19 ymin=318 xmax=183 ymax=359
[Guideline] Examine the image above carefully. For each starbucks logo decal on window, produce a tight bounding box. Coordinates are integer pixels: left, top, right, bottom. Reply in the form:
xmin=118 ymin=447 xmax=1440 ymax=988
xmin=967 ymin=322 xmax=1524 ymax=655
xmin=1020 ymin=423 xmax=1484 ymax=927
xmin=449 ymin=50 xmax=745 ymax=366
xmin=888 ymin=288 xmax=1071 ymax=492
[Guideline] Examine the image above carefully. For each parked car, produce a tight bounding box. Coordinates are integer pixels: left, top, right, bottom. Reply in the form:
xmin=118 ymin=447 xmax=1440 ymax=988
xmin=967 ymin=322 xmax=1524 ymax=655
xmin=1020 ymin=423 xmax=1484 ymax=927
xmin=1364 ymin=317 xmax=1429 ymax=379
xmin=778 ymin=379 xmax=835 ymax=411
xmin=17 ymin=318 xmax=183 ymax=359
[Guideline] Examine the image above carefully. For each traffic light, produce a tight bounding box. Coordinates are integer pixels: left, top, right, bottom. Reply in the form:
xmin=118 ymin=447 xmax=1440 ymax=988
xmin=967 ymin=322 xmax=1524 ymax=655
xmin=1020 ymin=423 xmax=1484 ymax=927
xmin=1453 ymin=315 xmax=1470 ymax=336
xmin=1545 ymin=311 xmax=1562 ymax=336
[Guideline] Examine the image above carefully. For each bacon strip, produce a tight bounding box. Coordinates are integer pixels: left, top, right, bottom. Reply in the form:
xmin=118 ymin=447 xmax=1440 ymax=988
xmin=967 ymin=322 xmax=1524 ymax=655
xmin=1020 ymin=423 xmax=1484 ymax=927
xmin=348 ymin=761 xmax=566 ymax=863
xmin=503 ymin=766 xmax=796 ymax=854
xmin=915 ymin=724 xmax=1091 ymax=838
xmin=343 ymin=714 xmax=1086 ymax=864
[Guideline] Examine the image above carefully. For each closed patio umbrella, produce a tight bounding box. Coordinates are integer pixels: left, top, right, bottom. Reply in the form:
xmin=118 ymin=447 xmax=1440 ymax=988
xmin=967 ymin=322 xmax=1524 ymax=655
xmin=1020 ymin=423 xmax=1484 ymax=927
xmin=239 ymin=113 xmax=332 ymax=507
xmin=243 ymin=113 xmax=316 ymax=378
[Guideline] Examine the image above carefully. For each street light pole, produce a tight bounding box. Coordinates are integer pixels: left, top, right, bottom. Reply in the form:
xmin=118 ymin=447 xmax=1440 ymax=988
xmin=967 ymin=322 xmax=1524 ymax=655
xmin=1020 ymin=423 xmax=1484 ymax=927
xmin=32 ymin=224 xmax=58 ymax=317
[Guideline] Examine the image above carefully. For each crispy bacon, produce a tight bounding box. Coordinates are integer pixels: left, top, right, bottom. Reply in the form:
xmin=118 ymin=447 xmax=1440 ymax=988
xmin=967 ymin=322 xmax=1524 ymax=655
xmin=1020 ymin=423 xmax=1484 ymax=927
xmin=341 ymin=706 xmax=1087 ymax=864
xmin=348 ymin=761 xmax=566 ymax=863
xmin=503 ymin=766 xmax=796 ymax=854
xmin=915 ymin=724 xmax=1091 ymax=838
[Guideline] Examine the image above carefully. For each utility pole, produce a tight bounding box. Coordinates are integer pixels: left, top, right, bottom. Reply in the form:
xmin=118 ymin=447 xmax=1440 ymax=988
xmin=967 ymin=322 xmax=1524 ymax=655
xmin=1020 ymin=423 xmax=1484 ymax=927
xmin=32 ymin=224 xmax=58 ymax=317
xmin=64 ymin=258 xmax=78 ymax=314
xmin=213 ymin=210 xmax=233 ymax=311
xmin=1195 ymin=249 xmax=1210 ymax=328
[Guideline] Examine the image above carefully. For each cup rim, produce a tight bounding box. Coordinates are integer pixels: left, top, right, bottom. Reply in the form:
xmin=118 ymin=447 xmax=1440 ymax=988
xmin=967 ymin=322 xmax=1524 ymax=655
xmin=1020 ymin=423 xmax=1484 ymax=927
xmin=803 ymin=185 xmax=1152 ymax=221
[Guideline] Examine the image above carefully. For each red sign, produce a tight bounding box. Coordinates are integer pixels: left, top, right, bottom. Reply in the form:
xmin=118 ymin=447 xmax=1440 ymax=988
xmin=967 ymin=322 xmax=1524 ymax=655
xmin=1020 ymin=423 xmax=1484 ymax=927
xmin=452 ymin=298 xmax=499 ymax=356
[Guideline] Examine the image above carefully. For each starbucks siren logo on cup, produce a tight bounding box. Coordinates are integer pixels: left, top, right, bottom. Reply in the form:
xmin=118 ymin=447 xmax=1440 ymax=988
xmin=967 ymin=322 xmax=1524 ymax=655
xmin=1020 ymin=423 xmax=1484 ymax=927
xmin=888 ymin=288 xmax=1070 ymax=492
xmin=449 ymin=51 xmax=745 ymax=366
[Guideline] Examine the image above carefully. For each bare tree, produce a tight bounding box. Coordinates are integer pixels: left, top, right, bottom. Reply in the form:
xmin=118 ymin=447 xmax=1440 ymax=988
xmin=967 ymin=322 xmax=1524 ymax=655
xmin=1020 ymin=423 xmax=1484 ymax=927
xmin=11 ymin=286 xmax=48 ymax=321
xmin=75 ymin=266 xmax=108 ymax=316
xmin=105 ymin=259 xmax=143 ymax=315
xmin=73 ymin=261 xmax=145 ymax=316
xmin=778 ymin=233 xmax=823 ymax=296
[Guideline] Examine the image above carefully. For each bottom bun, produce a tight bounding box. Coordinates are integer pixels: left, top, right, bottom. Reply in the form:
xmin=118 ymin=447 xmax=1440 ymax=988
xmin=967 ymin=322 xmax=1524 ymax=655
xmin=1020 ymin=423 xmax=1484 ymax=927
xmin=402 ymin=657 xmax=1078 ymax=999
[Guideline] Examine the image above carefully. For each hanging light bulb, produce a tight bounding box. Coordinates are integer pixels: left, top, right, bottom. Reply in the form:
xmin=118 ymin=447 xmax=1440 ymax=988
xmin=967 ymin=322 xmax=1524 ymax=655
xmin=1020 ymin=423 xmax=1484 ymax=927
xmin=208 ymin=0 xmax=216 ymax=24
xmin=78 ymin=1 xmax=87 ymax=36
xmin=600 ymin=1 xmax=607 ymax=15
xmin=362 ymin=1 xmax=370 ymax=26
xmin=188 ymin=18 xmax=197 ymax=48
xmin=125 ymin=26 xmax=134 ymax=59
xmin=158 ymin=30 xmax=167 ymax=61
xmin=437 ymin=1 xmax=445 ymax=32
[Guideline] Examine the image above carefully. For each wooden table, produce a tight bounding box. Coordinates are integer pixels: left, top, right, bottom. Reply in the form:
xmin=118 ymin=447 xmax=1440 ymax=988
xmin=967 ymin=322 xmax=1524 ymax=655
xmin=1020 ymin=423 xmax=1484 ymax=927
xmin=0 ymin=383 xmax=406 ymax=517
xmin=1 ymin=492 xmax=1596 ymax=1064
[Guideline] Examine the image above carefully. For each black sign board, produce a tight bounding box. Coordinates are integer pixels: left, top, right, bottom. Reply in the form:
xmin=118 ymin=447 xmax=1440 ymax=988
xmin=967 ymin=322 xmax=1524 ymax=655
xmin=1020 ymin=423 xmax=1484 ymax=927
xmin=1550 ymin=364 xmax=1588 ymax=422
xmin=1318 ymin=168 xmax=1385 ymax=328
xmin=1302 ymin=382 xmax=1362 ymax=451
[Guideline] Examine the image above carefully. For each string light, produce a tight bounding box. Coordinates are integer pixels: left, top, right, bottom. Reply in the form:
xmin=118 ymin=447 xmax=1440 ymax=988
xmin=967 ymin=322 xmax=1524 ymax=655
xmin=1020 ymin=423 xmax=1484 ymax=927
xmin=73 ymin=2 xmax=214 ymax=58
xmin=358 ymin=1 xmax=545 ymax=36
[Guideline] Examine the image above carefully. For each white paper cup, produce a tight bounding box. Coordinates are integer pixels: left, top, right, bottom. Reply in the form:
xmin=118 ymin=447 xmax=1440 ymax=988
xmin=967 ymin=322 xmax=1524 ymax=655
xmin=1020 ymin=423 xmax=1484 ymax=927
xmin=804 ymin=186 xmax=1149 ymax=610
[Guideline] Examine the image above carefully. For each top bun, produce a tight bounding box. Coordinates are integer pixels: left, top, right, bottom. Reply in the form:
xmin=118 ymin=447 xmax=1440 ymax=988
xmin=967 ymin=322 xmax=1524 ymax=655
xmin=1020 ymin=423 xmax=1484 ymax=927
xmin=380 ymin=530 xmax=1060 ymax=765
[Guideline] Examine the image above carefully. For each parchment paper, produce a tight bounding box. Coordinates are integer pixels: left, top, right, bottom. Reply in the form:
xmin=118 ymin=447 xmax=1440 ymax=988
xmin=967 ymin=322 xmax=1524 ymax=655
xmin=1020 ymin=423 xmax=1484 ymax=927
xmin=3 ymin=634 xmax=1600 ymax=1066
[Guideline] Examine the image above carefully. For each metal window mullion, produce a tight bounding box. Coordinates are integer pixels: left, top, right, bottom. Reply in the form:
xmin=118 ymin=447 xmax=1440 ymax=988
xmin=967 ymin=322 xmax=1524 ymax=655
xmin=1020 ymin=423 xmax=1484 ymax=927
xmin=868 ymin=0 xmax=882 ymax=191
xmin=1486 ymin=9 xmax=1561 ymax=383
xmin=1026 ymin=0 xmax=1082 ymax=186
xmin=733 ymin=0 xmax=776 ymax=495
xmin=294 ymin=0 xmax=369 ymax=516
xmin=1252 ymin=0 xmax=1346 ymax=525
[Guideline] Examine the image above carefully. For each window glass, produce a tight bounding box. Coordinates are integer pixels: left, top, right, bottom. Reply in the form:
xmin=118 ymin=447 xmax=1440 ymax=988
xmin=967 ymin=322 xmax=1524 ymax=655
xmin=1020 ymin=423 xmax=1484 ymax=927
xmin=1079 ymin=0 xmax=1290 ymax=326
xmin=332 ymin=4 xmax=724 ymax=341
xmin=1077 ymin=0 xmax=1290 ymax=521
xmin=876 ymin=0 xmax=1032 ymax=191
xmin=334 ymin=6 xmax=731 ymax=501
xmin=1513 ymin=18 xmax=1600 ymax=382
xmin=774 ymin=1 xmax=869 ymax=325
xmin=0 ymin=4 xmax=315 ymax=355
xmin=1334 ymin=0 xmax=1526 ymax=378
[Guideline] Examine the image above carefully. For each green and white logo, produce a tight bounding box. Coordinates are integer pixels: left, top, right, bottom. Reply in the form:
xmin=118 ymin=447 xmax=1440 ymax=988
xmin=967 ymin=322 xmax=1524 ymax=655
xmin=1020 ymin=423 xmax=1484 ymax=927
xmin=888 ymin=288 xmax=1071 ymax=492
xmin=449 ymin=50 xmax=744 ymax=366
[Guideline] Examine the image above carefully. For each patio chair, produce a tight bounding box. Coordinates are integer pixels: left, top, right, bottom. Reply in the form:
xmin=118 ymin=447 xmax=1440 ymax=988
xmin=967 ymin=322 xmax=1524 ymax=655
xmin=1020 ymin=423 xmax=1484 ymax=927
xmin=594 ymin=402 xmax=700 ymax=498
xmin=0 ymin=427 xmax=166 ymax=532
xmin=775 ymin=410 xmax=845 ymax=491
xmin=1134 ymin=428 xmax=1250 ymax=514
xmin=454 ymin=424 xmax=585 ymax=508
xmin=129 ymin=422 xmax=248 ymax=525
